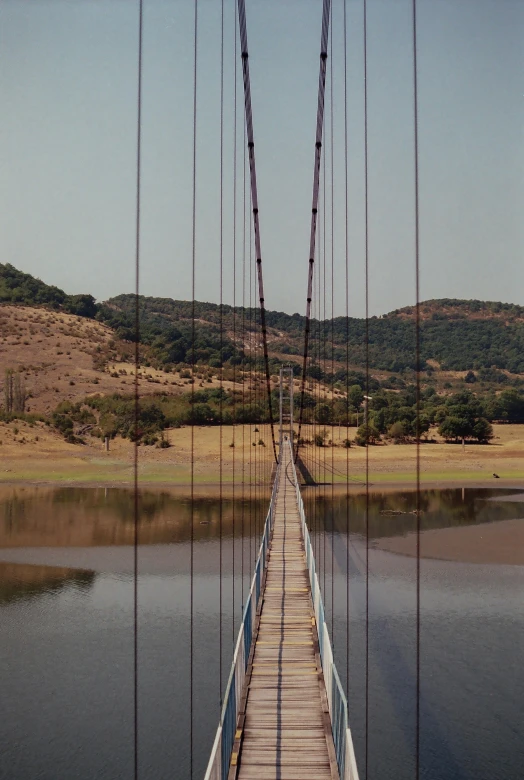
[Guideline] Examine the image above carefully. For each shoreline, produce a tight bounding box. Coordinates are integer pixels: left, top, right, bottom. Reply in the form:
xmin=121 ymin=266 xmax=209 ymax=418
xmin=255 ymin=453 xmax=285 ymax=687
xmin=0 ymin=421 xmax=522 ymax=493
xmin=0 ymin=476 xmax=522 ymax=493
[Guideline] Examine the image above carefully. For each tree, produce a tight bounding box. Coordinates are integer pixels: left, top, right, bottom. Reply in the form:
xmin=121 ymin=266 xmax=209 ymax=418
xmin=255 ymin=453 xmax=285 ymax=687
xmin=434 ymin=406 xmax=448 ymax=425
xmin=464 ymin=370 xmax=477 ymax=384
xmin=13 ymin=372 xmax=27 ymax=413
xmin=190 ymin=403 xmax=219 ymax=425
xmin=348 ymin=385 xmax=364 ymax=411
xmin=473 ymin=417 xmax=493 ymax=443
xmin=496 ymin=389 xmax=524 ymax=423
xmin=438 ymin=416 xmax=465 ymax=441
xmin=355 ymin=423 xmax=380 ymax=446
xmin=315 ymin=403 xmax=332 ymax=424
xmin=4 ymin=369 xmax=26 ymax=414
xmin=372 ymin=408 xmax=387 ymax=434
xmin=314 ymin=432 xmax=326 ymax=447
xmin=388 ymin=421 xmax=406 ymax=442
xmin=417 ymin=414 xmax=431 ymax=438
xmin=307 ymin=363 xmax=323 ymax=380
xmin=65 ymin=294 xmax=98 ymax=318
xmin=4 ymin=369 xmax=13 ymax=413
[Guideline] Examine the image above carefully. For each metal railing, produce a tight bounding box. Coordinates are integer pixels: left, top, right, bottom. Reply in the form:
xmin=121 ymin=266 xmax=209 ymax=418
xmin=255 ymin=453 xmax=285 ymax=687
xmin=203 ymin=460 xmax=280 ymax=780
xmin=204 ymin=441 xmax=359 ymax=780
xmin=288 ymin=441 xmax=360 ymax=780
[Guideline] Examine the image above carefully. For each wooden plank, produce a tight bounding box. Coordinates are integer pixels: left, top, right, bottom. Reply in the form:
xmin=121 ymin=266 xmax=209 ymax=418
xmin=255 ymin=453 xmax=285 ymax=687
xmin=230 ymin=443 xmax=339 ymax=780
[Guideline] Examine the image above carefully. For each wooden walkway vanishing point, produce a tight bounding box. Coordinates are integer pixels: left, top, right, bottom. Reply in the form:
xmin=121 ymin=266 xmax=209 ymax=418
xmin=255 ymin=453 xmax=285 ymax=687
xmin=234 ymin=441 xmax=339 ymax=779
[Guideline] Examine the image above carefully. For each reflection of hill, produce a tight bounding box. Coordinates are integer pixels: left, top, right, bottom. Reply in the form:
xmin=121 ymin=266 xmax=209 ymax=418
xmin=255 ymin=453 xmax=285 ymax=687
xmin=2 ymin=485 xmax=519 ymax=551
xmin=303 ymin=488 xmax=523 ymax=540
xmin=0 ymin=563 xmax=95 ymax=605
xmin=0 ymin=486 xmax=270 ymax=547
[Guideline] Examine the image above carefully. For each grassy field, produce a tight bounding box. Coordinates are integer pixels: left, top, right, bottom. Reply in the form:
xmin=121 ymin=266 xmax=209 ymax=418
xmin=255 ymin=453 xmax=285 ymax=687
xmin=0 ymin=419 xmax=522 ymax=488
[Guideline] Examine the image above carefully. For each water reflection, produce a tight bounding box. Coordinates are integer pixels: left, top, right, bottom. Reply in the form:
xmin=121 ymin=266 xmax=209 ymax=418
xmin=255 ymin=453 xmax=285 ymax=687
xmin=0 ymin=486 xmax=270 ymax=547
xmin=0 ymin=562 xmax=95 ymax=605
xmin=0 ymin=486 xmax=523 ymax=780
xmin=304 ymin=486 xmax=524 ymax=539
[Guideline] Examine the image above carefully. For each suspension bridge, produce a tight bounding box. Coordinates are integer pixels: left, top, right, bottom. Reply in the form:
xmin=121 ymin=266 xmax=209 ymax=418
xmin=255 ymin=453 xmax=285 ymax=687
xmin=205 ymin=368 xmax=358 ymax=780
xmin=0 ymin=0 xmax=518 ymax=775
xmin=132 ymin=0 xmax=421 ymax=774
xmin=197 ymin=0 xmax=368 ymax=772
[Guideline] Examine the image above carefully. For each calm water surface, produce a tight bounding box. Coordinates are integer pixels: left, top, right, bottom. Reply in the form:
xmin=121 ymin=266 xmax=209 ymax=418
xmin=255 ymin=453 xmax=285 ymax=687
xmin=0 ymin=485 xmax=523 ymax=779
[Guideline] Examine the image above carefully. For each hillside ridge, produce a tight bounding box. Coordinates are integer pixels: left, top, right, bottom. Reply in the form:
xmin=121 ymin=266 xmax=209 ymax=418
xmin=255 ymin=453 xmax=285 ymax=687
xmin=2 ymin=263 xmax=524 ymax=374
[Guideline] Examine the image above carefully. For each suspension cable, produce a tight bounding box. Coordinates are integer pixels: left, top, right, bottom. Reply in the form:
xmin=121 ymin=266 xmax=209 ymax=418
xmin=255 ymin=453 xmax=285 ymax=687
xmin=249 ymin=183 xmax=253 ymax=570
xmin=241 ymin=85 xmax=247 ymax=614
xmin=343 ymin=0 xmax=350 ymax=693
xmin=133 ymin=1 xmax=143 ymax=777
xmin=232 ymin=0 xmax=238 ymax=644
xmin=322 ymin=121 xmax=327 ymax=600
xmin=189 ymin=0 xmax=199 ymax=775
xmin=363 ymin=0 xmax=370 ymax=776
xmin=295 ymin=0 xmax=332 ymax=461
xmin=329 ymin=10 xmax=335 ymax=640
xmin=412 ymin=0 xmax=421 ymax=776
xmin=218 ymin=0 xmax=224 ymax=707
xmin=236 ymin=0 xmax=277 ymax=463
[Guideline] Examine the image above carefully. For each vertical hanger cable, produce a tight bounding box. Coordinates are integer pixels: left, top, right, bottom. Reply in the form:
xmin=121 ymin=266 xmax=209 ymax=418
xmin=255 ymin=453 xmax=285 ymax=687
xmin=189 ymin=0 xmax=199 ymax=774
xmin=133 ymin=1 xmax=143 ymax=777
xmin=412 ymin=0 xmax=421 ymax=775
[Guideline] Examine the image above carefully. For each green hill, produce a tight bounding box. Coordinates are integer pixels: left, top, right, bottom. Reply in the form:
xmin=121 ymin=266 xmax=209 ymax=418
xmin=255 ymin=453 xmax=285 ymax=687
xmin=0 ymin=263 xmax=97 ymax=318
xmin=100 ymin=293 xmax=524 ymax=375
xmin=2 ymin=262 xmax=524 ymax=376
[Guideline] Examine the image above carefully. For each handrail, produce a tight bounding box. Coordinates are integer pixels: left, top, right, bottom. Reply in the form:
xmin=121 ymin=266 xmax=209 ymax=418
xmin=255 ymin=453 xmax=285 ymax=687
xmin=203 ymin=454 xmax=281 ymax=780
xmin=287 ymin=440 xmax=359 ymax=780
xmin=204 ymin=440 xmax=359 ymax=780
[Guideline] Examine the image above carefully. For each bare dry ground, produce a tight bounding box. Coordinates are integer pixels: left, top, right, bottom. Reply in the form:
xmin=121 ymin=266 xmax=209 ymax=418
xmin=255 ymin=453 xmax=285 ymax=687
xmin=0 ymin=418 xmax=522 ymax=487
xmin=374 ymin=519 xmax=524 ymax=565
xmin=0 ymin=304 xmax=278 ymax=413
xmin=0 ymin=305 xmax=180 ymax=413
xmin=297 ymin=423 xmax=524 ymax=485
xmin=0 ymin=419 xmax=275 ymax=485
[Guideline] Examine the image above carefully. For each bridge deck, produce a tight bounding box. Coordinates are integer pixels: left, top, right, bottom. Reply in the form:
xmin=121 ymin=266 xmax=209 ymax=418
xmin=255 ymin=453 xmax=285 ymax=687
xmin=236 ymin=443 xmax=339 ymax=780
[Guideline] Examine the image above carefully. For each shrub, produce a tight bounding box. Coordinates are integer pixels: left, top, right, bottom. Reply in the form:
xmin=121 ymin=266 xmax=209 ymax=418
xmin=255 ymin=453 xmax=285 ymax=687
xmin=388 ymin=421 xmax=406 ymax=443
xmin=157 ymin=432 xmax=171 ymax=448
xmin=355 ymin=423 xmax=380 ymax=446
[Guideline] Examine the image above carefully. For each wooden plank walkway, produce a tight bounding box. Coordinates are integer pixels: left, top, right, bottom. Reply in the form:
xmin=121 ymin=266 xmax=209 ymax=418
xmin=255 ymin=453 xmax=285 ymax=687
xmin=235 ymin=442 xmax=339 ymax=780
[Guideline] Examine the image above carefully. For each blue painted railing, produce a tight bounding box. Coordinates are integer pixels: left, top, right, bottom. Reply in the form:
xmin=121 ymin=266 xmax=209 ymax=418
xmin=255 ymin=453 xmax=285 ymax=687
xmin=204 ymin=441 xmax=359 ymax=780
xmin=289 ymin=442 xmax=359 ymax=780
xmin=204 ymin=459 xmax=280 ymax=780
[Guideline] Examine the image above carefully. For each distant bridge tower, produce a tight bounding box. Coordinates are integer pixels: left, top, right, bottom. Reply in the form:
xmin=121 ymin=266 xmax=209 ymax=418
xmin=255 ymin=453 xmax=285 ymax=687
xmin=278 ymin=365 xmax=294 ymax=453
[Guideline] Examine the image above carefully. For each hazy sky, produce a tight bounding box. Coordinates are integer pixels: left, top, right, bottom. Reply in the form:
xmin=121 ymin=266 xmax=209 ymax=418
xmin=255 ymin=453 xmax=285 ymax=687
xmin=0 ymin=0 xmax=522 ymax=317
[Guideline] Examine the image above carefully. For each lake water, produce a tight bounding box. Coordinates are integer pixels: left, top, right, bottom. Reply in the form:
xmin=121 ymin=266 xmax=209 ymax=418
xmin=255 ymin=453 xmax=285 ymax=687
xmin=0 ymin=485 xmax=523 ymax=780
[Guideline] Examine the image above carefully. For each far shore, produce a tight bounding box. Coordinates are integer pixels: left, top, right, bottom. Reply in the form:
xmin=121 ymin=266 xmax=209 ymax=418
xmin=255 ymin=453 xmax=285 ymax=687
xmin=0 ymin=478 xmax=522 ymax=495
xmin=0 ymin=419 xmax=522 ymax=492
xmin=1 ymin=418 xmax=523 ymax=569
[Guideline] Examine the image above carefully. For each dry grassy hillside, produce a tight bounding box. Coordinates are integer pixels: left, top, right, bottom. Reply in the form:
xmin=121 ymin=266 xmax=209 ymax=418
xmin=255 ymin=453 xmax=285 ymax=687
xmin=0 ymin=305 xmax=191 ymax=413
xmin=0 ymin=305 xmax=265 ymax=414
xmin=0 ymin=303 xmax=516 ymax=419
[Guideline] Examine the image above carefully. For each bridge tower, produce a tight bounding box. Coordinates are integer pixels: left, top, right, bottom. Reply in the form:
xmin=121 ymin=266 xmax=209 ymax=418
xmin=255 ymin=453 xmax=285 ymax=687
xmin=278 ymin=365 xmax=294 ymax=453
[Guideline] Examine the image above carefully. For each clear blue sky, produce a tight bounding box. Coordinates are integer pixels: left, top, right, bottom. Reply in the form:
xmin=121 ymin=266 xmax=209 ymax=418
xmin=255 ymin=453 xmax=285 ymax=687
xmin=0 ymin=0 xmax=522 ymax=317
